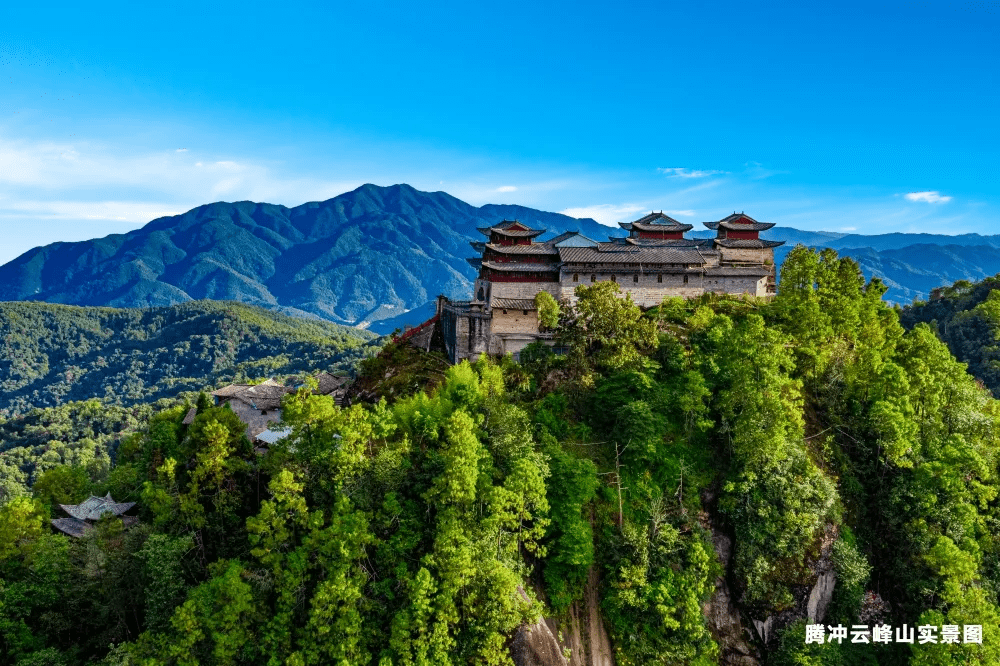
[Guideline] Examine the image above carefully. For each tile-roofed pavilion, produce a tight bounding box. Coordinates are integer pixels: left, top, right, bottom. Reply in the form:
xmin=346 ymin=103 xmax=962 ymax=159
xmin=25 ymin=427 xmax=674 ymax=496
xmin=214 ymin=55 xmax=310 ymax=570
xmin=51 ymin=493 xmax=138 ymax=537
xmin=619 ymin=211 xmax=695 ymax=240
xmin=476 ymin=220 xmax=545 ymax=246
xmin=703 ymin=213 xmax=782 ymax=247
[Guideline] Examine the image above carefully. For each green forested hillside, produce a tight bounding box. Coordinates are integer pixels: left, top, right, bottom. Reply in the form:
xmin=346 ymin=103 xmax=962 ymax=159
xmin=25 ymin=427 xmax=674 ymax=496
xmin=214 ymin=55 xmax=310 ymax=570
xmin=0 ymin=399 xmax=171 ymax=504
xmin=0 ymin=300 xmax=378 ymax=417
xmin=1 ymin=247 xmax=999 ymax=665
xmin=900 ymin=276 xmax=1000 ymax=395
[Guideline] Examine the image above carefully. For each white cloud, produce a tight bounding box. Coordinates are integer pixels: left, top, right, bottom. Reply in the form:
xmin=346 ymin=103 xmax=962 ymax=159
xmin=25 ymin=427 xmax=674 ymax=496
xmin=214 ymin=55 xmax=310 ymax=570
xmin=905 ymin=191 xmax=952 ymax=204
xmin=0 ymin=135 xmax=361 ymax=207
xmin=559 ymin=203 xmax=647 ymax=226
xmin=496 ymin=185 xmax=517 ymax=193
xmin=658 ymin=167 xmax=725 ymax=179
xmin=0 ymin=199 xmax=183 ymax=222
xmin=176 ymin=148 xmax=188 ymax=152
xmin=840 ymin=226 xmax=857 ymax=231
xmin=665 ymin=209 xmax=695 ymax=217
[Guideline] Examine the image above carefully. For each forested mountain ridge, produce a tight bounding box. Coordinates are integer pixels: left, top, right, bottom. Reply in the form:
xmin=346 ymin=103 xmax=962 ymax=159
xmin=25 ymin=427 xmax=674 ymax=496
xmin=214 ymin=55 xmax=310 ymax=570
xmin=900 ymin=275 xmax=1000 ymax=395
xmin=0 ymin=300 xmax=378 ymax=417
xmin=2 ymin=246 xmax=998 ymax=665
xmin=0 ymin=184 xmax=616 ymax=326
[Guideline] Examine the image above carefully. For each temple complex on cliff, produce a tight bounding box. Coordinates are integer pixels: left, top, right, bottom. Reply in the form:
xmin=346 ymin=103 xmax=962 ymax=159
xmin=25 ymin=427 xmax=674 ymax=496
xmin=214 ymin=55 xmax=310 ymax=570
xmin=401 ymin=211 xmax=785 ymax=363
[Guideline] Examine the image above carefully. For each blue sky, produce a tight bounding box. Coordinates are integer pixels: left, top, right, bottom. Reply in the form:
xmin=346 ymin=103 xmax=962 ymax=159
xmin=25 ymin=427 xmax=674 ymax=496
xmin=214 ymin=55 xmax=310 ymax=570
xmin=0 ymin=0 xmax=997 ymax=264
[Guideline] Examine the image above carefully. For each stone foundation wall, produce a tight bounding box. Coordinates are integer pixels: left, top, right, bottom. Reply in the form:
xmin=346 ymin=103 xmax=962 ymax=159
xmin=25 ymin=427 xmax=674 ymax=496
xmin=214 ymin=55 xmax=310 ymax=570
xmin=719 ymin=247 xmax=775 ymax=265
xmin=440 ymin=304 xmax=491 ymax=363
xmin=489 ymin=281 xmax=561 ymax=303
xmin=559 ymin=271 xmax=704 ymax=306
xmin=492 ymin=309 xmax=540 ymax=335
xmin=705 ymin=276 xmax=768 ymax=297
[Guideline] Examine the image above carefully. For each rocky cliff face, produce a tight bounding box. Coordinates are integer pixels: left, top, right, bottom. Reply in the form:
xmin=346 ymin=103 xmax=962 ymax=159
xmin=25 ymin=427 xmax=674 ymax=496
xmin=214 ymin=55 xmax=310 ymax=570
xmin=512 ymin=501 xmax=839 ymax=666
xmin=700 ymin=502 xmax=762 ymax=666
xmin=748 ymin=524 xmax=839 ymax=651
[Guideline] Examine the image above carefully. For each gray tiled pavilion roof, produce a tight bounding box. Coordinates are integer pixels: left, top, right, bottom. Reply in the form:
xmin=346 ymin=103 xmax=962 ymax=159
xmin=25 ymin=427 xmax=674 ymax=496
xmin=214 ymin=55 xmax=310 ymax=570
xmin=717 ymin=221 xmax=775 ymax=232
xmin=314 ymin=372 xmax=349 ymax=396
xmin=212 ymin=379 xmax=293 ymax=411
xmin=704 ymin=213 xmax=772 ymax=230
xmin=620 ymin=212 xmax=694 ymax=233
xmin=59 ymin=494 xmax=135 ymax=521
xmin=476 ymin=220 xmax=545 ymax=238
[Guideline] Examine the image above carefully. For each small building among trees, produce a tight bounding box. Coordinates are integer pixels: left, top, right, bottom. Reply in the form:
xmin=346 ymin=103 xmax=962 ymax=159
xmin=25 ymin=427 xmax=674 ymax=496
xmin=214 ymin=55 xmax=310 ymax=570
xmin=50 ymin=493 xmax=138 ymax=537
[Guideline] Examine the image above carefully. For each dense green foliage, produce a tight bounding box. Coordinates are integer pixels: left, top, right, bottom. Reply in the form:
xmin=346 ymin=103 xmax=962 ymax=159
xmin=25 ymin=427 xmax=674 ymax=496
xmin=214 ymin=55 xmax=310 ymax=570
xmin=0 ymin=399 xmax=170 ymax=503
xmin=0 ymin=300 xmax=377 ymax=417
xmin=6 ymin=246 xmax=1000 ymax=665
xmin=900 ymin=276 xmax=1000 ymax=395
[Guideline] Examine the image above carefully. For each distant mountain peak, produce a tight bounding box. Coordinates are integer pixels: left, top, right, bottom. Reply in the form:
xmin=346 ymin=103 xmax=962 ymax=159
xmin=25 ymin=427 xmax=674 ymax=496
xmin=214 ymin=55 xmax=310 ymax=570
xmin=0 ymin=184 xmax=616 ymax=327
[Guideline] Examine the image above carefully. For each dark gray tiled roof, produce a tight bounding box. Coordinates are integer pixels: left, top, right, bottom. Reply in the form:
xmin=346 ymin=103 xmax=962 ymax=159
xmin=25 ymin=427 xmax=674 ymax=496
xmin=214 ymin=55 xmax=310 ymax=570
xmin=314 ymin=372 xmax=349 ymax=395
xmin=492 ymin=298 xmax=537 ymax=310
xmin=624 ymin=237 xmax=705 ymax=247
xmin=704 ymin=266 xmax=771 ymax=277
xmin=628 ymin=211 xmax=686 ymax=226
xmin=719 ymin=221 xmax=775 ymax=231
xmin=476 ymin=225 xmax=545 ymax=238
xmin=51 ymin=517 xmax=90 ymax=537
xmin=481 ymin=261 xmax=560 ymax=272
xmin=212 ymin=380 xmax=293 ymax=411
xmin=60 ymin=494 xmax=135 ymax=521
xmin=623 ymin=221 xmax=694 ymax=233
xmin=715 ymin=239 xmax=785 ymax=249
xmin=182 ymin=407 xmax=197 ymax=425
xmin=484 ymin=243 xmax=559 ymax=255
xmin=558 ymin=245 xmax=711 ymax=265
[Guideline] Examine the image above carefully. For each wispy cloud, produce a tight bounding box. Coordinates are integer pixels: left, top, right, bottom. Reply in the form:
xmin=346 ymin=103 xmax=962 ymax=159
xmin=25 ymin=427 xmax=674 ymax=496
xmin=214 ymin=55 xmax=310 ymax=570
xmin=657 ymin=167 xmax=725 ymax=179
xmin=905 ymin=191 xmax=952 ymax=204
xmin=0 ymin=199 xmax=184 ymax=223
xmin=666 ymin=209 xmax=695 ymax=217
xmin=495 ymin=185 xmax=517 ymax=193
xmin=176 ymin=148 xmax=188 ymax=152
xmin=559 ymin=203 xmax=647 ymax=226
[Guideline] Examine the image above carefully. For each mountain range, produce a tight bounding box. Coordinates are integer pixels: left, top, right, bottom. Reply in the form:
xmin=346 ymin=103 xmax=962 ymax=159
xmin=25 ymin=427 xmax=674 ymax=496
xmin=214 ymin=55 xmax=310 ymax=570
xmin=0 ymin=184 xmax=617 ymax=328
xmin=3 ymin=183 xmax=1000 ymax=329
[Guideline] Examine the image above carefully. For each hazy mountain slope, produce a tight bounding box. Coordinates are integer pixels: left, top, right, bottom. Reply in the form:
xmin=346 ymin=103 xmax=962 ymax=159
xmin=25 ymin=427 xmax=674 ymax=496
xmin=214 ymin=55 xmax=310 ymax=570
xmin=0 ymin=300 xmax=378 ymax=416
xmin=833 ymin=244 xmax=1000 ymax=304
xmin=0 ymin=184 xmax=618 ymax=326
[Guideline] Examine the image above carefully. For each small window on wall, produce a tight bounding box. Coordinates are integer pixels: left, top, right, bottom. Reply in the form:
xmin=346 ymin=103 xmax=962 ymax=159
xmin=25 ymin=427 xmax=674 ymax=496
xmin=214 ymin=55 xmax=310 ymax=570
xmin=633 ymin=275 xmax=638 ymax=283
xmin=683 ymin=275 xmax=689 ymax=284
xmin=573 ymin=273 xmax=579 ymax=282
xmin=657 ymin=274 xmax=662 ymax=283
xmin=591 ymin=274 xmax=596 ymax=283
xmin=502 ymin=309 xmax=508 ymax=314
xmin=523 ymin=310 xmax=529 ymax=315
xmin=611 ymin=275 xmax=616 ymax=282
